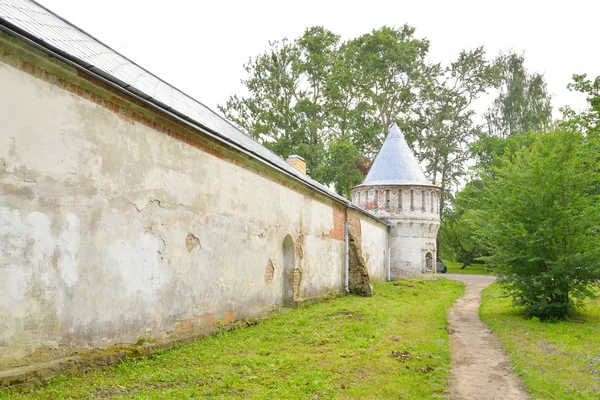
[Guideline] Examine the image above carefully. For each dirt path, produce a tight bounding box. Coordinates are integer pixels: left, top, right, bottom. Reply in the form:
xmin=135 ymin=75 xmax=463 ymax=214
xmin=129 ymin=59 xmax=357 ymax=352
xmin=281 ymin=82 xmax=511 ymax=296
xmin=445 ymin=274 xmax=528 ymax=400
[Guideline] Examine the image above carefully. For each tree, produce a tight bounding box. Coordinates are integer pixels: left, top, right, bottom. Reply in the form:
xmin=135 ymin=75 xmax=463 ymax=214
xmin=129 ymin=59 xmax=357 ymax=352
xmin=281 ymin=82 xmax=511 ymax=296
xmin=406 ymin=47 xmax=501 ymax=215
xmin=477 ymin=130 xmax=600 ymax=320
xmin=343 ymin=25 xmax=431 ymax=140
xmin=439 ymin=180 xmax=486 ymax=268
xmin=219 ymin=25 xmax=433 ymax=197
xmin=449 ymin=133 xmax=536 ymax=270
xmin=484 ymin=52 xmax=552 ymax=138
xmin=470 ymin=131 xmax=536 ymax=178
xmin=218 ymin=28 xmax=339 ymax=182
xmin=220 ymin=25 xmax=504 ymax=203
xmin=319 ymin=135 xmax=363 ymax=195
xmin=561 ymin=74 xmax=600 ymax=138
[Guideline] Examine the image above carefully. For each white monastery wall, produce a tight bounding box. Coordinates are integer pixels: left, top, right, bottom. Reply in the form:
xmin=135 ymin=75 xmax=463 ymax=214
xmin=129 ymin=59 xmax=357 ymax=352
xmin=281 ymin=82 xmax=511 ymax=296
xmin=355 ymin=213 xmax=388 ymax=282
xmin=0 ymin=35 xmax=388 ymax=368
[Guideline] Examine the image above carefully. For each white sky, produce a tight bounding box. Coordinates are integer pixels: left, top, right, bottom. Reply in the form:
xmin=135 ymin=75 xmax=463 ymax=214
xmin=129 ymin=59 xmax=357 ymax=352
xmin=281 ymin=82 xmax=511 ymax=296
xmin=38 ymin=0 xmax=598 ymax=120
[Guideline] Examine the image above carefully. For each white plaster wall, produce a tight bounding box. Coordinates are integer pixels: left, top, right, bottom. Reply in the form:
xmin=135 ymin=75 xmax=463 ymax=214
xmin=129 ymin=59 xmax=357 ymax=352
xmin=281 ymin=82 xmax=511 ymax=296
xmin=389 ymin=218 xmax=439 ymax=279
xmin=356 ymin=214 xmax=388 ymax=282
xmin=350 ymin=185 xmax=441 ymax=279
xmin=0 ymin=58 xmax=389 ymax=368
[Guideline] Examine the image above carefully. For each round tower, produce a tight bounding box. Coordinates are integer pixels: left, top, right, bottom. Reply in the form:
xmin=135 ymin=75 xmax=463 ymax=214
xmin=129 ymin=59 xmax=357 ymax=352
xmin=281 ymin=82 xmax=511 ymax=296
xmin=350 ymin=123 xmax=442 ymax=279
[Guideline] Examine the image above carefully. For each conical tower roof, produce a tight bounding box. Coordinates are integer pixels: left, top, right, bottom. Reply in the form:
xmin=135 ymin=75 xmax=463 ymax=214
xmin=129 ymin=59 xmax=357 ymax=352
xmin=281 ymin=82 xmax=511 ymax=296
xmin=357 ymin=123 xmax=433 ymax=187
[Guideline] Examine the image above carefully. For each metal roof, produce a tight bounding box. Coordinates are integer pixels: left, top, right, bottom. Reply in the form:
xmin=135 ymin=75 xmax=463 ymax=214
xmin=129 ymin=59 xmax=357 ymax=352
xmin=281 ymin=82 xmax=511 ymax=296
xmin=356 ymin=123 xmax=434 ymax=188
xmin=0 ymin=0 xmax=376 ymax=212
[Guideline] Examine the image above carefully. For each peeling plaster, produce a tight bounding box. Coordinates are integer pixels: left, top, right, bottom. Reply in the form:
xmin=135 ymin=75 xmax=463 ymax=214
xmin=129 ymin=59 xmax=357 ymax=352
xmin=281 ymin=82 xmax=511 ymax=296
xmin=0 ymin=208 xmax=54 ymax=262
xmin=56 ymin=213 xmax=80 ymax=287
xmin=106 ymin=233 xmax=170 ymax=302
xmin=0 ymin=38 xmax=390 ymax=369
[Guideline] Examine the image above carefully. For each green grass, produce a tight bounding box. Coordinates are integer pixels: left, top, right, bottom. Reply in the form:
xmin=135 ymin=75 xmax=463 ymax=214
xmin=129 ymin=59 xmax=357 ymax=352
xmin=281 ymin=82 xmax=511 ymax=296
xmin=1 ymin=280 xmax=464 ymax=399
xmin=480 ymin=282 xmax=600 ymax=399
xmin=443 ymin=260 xmax=491 ymax=275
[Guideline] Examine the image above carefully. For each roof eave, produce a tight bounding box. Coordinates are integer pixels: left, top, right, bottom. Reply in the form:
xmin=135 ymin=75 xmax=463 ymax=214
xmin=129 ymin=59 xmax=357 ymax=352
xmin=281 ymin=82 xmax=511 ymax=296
xmin=351 ymin=181 xmax=440 ymax=190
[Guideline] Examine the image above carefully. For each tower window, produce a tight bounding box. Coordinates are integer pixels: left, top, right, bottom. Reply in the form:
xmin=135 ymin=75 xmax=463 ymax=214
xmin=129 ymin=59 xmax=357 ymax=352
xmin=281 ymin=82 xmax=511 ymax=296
xmin=398 ymin=189 xmax=402 ymax=210
xmin=374 ymin=190 xmax=379 ymax=211
xmin=425 ymin=252 xmax=433 ymax=270
xmin=410 ymin=190 xmax=414 ymax=211
xmin=386 ymin=190 xmax=390 ymax=211
xmin=431 ymin=192 xmax=434 ymax=212
xmin=422 ymin=190 xmax=426 ymax=212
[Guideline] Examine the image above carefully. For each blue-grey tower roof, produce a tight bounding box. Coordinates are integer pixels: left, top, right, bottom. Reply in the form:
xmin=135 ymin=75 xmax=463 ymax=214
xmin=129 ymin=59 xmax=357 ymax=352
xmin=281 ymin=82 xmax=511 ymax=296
xmin=357 ymin=123 xmax=433 ymax=187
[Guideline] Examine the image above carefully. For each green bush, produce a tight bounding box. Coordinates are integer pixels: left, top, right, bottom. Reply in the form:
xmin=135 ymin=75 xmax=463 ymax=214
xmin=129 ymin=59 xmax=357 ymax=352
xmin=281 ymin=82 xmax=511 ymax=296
xmin=478 ymin=130 xmax=600 ymax=321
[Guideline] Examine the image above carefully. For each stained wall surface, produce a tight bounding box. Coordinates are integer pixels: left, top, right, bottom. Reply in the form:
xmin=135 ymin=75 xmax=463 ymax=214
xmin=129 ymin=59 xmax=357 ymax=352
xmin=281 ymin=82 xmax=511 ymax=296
xmin=350 ymin=184 xmax=442 ymax=279
xmin=354 ymin=212 xmax=389 ymax=282
xmin=0 ymin=33 xmax=388 ymax=368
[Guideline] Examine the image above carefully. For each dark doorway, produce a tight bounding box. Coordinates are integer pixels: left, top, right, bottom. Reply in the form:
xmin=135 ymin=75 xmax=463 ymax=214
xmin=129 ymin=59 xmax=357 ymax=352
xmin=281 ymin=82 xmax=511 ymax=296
xmin=425 ymin=252 xmax=433 ymax=271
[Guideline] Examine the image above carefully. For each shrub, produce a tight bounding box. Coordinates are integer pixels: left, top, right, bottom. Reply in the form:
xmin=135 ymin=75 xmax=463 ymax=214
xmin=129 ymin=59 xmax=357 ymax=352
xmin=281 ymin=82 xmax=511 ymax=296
xmin=478 ymin=130 xmax=600 ymax=320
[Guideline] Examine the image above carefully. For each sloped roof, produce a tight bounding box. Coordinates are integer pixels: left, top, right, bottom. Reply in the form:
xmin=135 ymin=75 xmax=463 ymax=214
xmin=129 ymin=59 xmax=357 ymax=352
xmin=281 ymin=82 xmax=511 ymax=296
xmin=357 ymin=123 xmax=433 ymax=187
xmin=0 ymin=0 xmax=356 ymax=207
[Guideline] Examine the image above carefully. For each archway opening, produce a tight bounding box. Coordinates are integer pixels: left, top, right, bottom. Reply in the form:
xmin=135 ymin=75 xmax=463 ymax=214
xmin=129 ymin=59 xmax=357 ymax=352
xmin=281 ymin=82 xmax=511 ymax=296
xmin=425 ymin=252 xmax=433 ymax=271
xmin=282 ymin=235 xmax=295 ymax=306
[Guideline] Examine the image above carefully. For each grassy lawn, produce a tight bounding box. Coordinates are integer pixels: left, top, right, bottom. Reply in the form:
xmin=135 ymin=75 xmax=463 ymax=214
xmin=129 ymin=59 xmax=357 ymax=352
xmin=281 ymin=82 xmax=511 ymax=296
xmin=443 ymin=260 xmax=491 ymax=275
xmin=2 ymin=280 xmax=464 ymax=400
xmin=480 ymin=282 xmax=600 ymax=399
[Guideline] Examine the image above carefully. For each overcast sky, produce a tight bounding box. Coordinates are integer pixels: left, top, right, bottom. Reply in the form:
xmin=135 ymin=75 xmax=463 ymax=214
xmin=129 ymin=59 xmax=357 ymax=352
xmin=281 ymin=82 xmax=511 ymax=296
xmin=38 ymin=0 xmax=598 ymax=120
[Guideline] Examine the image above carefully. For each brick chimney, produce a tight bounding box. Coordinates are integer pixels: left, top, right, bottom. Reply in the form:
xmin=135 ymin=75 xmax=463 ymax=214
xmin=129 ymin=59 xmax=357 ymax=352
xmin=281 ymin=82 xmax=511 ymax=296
xmin=286 ymin=155 xmax=306 ymax=174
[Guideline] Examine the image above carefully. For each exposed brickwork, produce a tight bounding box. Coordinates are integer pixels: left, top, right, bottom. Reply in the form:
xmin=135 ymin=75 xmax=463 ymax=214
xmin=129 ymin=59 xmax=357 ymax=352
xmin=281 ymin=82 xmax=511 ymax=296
xmin=185 ymin=233 xmax=201 ymax=252
xmin=349 ymin=214 xmax=361 ymax=239
xmin=350 ymin=184 xmax=443 ymax=219
xmin=176 ymin=318 xmax=192 ymax=333
xmin=294 ymin=233 xmax=305 ymax=259
xmin=291 ymin=267 xmax=302 ymax=297
xmin=347 ymin=217 xmax=373 ymax=296
xmin=176 ymin=312 xmax=221 ymax=334
xmin=290 ymin=234 xmax=304 ymax=299
xmin=328 ymin=206 xmax=346 ymax=240
xmin=264 ymin=259 xmax=274 ymax=284
xmin=219 ymin=311 xmax=234 ymax=325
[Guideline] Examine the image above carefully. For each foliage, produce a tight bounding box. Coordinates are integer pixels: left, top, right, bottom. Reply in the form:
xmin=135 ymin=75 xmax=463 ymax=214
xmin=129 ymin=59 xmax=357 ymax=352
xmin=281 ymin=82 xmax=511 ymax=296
xmin=448 ymin=133 xmax=536 ymax=273
xmin=342 ymin=25 xmax=431 ymax=139
xmin=480 ymin=282 xmax=600 ymax=399
xmin=220 ymin=26 xmax=498 ymax=199
xmin=470 ymin=131 xmax=536 ymax=177
xmin=1 ymin=281 xmax=464 ymax=399
xmin=442 ymin=260 xmax=490 ymax=275
xmin=219 ymin=25 xmax=432 ymax=197
xmin=405 ymin=47 xmax=500 ymax=213
xmin=477 ymin=130 xmax=600 ymax=320
xmin=318 ymin=134 xmax=363 ymax=195
xmin=561 ymin=73 xmax=600 ymax=138
xmin=439 ymin=180 xmax=486 ymax=267
xmin=484 ymin=52 xmax=553 ymax=138
xmin=218 ymin=28 xmax=337 ymax=184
